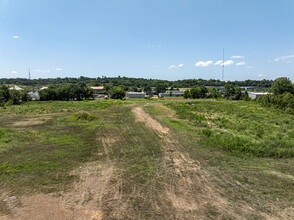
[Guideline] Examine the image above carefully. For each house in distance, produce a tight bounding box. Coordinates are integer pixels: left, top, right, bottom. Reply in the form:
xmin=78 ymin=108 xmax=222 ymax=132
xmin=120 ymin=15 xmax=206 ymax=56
xmin=90 ymin=86 xmax=105 ymax=94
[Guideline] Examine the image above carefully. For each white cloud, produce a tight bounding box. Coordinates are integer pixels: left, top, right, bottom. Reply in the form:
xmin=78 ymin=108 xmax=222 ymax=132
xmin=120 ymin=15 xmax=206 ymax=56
xmin=194 ymin=60 xmax=213 ymax=67
xmin=12 ymin=36 xmax=20 ymax=39
xmin=214 ymin=60 xmax=223 ymax=65
xmin=213 ymin=60 xmax=234 ymax=66
xmin=36 ymin=69 xmax=50 ymax=73
xmin=11 ymin=71 xmax=18 ymax=74
xmin=257 ymin=74 xmax=267 ymax=77
xmin=223 ymin=60 xmax=234 ymax=66
xmin=274 ymin=55 xmax=294 ymax=62
xmin=169 ymin=64 xmax=184 ymax=69
xmin=231 ymin=55 xmax=245 ymax=59
xmin=286 ymin=60 xmax=293 ymax=64
xmin=168 ymin=65 xmax=177 ymax=69
xmin=236 ymin=61 xmax=245 ymax=66
xmin=56 ymin=68 xmax=62 ymax=71
xmin=246 ymin=66 xmax=254 ymax=69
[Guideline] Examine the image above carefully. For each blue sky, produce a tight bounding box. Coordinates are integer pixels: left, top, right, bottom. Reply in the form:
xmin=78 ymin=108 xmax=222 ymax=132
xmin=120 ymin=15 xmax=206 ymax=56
xmin=0 ymin=0 xmax=293 ymax=81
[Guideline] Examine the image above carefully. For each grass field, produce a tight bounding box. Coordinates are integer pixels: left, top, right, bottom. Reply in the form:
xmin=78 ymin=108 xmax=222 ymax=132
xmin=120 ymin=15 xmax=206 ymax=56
xmin=0 ymin=98 xmax=293 ymax=219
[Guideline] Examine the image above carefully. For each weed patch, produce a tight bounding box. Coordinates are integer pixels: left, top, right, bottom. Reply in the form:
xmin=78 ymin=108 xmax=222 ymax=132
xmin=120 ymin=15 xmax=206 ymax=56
xmin=167 ymin=101 xmax=294 ymax=158
xmin=71 ymin=112 xmax=97 ymax=121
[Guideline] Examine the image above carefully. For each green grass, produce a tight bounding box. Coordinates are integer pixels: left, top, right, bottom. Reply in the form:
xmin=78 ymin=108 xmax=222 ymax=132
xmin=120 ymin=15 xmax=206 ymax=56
xmin=0 ymin=100 xmax=123 ymax=193
xmin=166 ymin=100 xmax=294 ymax=158
xmin=145 ymin=101 xmax=294 ymax=206
xmin=0 ymin=101 xmax=166 ymax=218
xmin=0 ymin=99 xmax=124 ymax=116
xmin=1 ymin=98 xmax=293 ymax=218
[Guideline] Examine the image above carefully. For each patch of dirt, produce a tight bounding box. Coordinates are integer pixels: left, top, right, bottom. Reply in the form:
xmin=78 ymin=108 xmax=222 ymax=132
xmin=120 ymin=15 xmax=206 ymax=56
xmin=132 ymin=106 xmax=291 ymax=219
xmin=132 ymin=107 xmax=169 ymax=134
xmin=0 ymin=137 xmax=118 ymax=220
xmin=10 ymin=116 xmax=51 ymax=127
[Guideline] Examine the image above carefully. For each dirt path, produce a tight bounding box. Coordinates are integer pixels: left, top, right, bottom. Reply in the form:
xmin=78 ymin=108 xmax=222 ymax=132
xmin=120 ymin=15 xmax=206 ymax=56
xmin=132 ymin=106 xmax=281 ymax=219
xmin=0 ymin=135 xmax=118 ymax=220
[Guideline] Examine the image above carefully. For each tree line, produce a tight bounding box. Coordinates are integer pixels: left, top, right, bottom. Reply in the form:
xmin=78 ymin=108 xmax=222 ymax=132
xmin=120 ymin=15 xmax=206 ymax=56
xmin=0 ymin=76 xmax=273 ymax=88
xmin=39 ymin=83 xmax=94 ymax=101
xmin=183 ymin=84 xmax=249 ymax=100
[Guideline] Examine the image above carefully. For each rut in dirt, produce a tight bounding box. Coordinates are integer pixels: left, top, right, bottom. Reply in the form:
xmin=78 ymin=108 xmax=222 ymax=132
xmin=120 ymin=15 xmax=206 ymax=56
xmin=132 ymin=106 xmax=277 ymax=220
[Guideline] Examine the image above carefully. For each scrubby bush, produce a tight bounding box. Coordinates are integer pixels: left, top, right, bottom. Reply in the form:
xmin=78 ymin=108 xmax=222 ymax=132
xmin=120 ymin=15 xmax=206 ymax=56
xmin=258 ymin=78 xmax=294 ymax=114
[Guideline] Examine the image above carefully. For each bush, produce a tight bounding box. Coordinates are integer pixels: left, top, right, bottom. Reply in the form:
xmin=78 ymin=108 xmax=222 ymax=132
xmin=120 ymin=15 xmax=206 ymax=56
xmin=259 ymin=92 xmax=294 ymax=114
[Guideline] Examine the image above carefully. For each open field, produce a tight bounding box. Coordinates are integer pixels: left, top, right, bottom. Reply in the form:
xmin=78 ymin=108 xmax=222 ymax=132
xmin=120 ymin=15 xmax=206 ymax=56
xmin=0 ymin=99 xmax=294 ymax=219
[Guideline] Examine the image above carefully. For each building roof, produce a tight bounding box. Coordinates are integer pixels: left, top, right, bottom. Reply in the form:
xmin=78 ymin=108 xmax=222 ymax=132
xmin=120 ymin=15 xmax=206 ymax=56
xmin=127 ymin=92 xmax=145 ymax=94
xmin=39 ymin=86 xmax=48 ymax=90
xmin=9 ymin=86 xmax=23 ymax=90
xmin=90 ymin=86 xmax=105 ymax=90
xmin=247 ymin=92 xmax=270 ymax=95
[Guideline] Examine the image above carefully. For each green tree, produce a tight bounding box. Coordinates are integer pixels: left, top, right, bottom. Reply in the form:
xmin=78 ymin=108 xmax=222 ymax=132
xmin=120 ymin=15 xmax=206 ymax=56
xmin=155 ymin=84 xmax=166 ymax=94
xmin=224 ymin=84 xmax=235 ymax=98
xmin=8 ymin=90 xmax=22 ymax=105
xmin=272 ymin=77 xmax=294 ymax=95
xmin=183 ymin=89 xmax=191 ymax=99
xmin=109 ymin=86 xmax=126 ymax=99
xmin=0 ymin=85 xmax=10 ymax=106
xmin=143 ymin=85 xmax=152 ymax=93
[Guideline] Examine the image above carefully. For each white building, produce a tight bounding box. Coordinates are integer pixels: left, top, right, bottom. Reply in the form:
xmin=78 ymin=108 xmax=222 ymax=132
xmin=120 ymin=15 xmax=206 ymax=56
xmin=126 ymin=92 xmax=146 ymax=98
xmin=248 ymin=92 xmax=269 ymax=99
xmin=158 ymin=91 xmax=184 ymax=98
xmin=28 ymin=91 xmax=40 ymax=100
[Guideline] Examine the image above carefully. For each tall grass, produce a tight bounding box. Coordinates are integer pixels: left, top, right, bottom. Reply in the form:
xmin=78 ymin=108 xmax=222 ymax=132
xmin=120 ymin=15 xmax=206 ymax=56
xmin=167 ymin=100 xmax=294 ymax=158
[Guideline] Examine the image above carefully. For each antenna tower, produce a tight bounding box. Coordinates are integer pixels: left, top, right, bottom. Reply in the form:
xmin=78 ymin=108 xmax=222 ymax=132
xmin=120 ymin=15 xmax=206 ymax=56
xmin=29 ymin=68 xmax=31 ymax=80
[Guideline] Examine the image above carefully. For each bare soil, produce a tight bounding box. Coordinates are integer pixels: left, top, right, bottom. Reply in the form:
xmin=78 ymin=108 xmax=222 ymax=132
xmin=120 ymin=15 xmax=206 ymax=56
xmin=0 ymin=135 xmax=118 ymax=220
